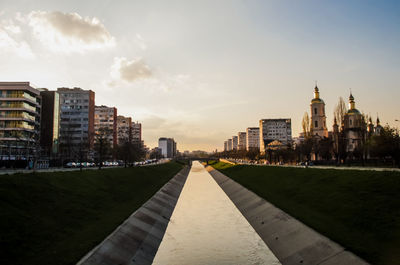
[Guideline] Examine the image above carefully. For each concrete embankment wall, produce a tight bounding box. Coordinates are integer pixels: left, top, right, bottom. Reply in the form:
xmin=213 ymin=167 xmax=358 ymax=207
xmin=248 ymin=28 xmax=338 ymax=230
xmin=206 ymin=166 xmax=369 ymax=265
xmin=77 ymin=166 xmax=190 ymax=265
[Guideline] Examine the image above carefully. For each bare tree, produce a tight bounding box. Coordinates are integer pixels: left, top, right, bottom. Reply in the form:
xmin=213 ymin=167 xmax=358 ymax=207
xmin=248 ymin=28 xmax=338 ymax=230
xmin=334 ymin=97 xmax=347 ymax=126
xmin=302 ymin=112 xmax=311 ymax=138
xmin=94 ymin=127 xmax=112 ymax=169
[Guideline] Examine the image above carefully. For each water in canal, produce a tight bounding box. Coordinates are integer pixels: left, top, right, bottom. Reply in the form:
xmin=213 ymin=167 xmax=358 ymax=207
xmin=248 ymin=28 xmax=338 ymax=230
xmin=152 ymin=161 xmax=281 ymax=265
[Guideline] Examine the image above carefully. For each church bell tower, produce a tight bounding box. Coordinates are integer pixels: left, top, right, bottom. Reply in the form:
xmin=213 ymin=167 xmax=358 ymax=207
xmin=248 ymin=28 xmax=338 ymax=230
xmin=310 ymin=84 xmax=328 ymax=138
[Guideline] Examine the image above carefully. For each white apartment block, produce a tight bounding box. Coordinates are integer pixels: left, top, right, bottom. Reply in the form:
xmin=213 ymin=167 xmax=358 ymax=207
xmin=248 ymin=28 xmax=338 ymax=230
xmin=232 ymin=135 xmax=238 ymax=150
xmin=227 ymin=138 xmax=233 ymax=151
xmin=238 ymin=132 xmax=246 ymax=150
xmin=259 ymin=118 xmax=292 ymax=153
xmin=94 ymin=105 xmax=117 ymax=148
xmin=131 ymin=122 xmax=142 ymax=143
xmin=246 ymin=127 xmax=259 ymax=151
xmin=57 ymin=87 xmax=95 ymax=149
xmin=117 ymin=115 xmax=131 ymax=144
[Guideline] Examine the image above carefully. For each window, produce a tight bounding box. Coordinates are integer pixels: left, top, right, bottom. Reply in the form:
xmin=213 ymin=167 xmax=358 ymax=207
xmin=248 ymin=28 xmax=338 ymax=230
xmin=315 ymin=121 xmax=318 ymax=128
xmin=314 ymin=108 xmax=317 ymax=115
xmin=350 ymin=119 xmax=352 ymax=126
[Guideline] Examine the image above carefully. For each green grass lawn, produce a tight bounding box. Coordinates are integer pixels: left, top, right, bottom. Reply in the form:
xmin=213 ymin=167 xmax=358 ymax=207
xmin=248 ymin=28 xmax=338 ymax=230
xmin=211 ymin=162 xmax=400 ymax=265
xmin=0 ymin=162 xmax=184 ymax=265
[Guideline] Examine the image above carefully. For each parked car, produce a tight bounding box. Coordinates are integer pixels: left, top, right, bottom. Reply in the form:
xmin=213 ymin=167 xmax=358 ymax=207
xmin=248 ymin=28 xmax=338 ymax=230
xmin=65 ymin=162 xmax=76 ymax=168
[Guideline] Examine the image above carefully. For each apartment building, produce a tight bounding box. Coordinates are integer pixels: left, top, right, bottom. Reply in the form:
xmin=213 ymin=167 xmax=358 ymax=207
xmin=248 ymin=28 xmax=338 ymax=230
xmin=232 ymin=135 xmax=238 ymax=150
xmin=238 ymin=132 xmax=246 ymax=150
xmin=94 ymin=105 xmax=117 ymax=148
xmin=0 ymin=82 xmax=41 ymax=164
xmin=246 ymin=127 xmax=259 ymax=151
xmin=57 ymin=87 xmax=95 ymax=156
xmin=259 ymin=119 xmax=292 ymax=153
xmin=227 ymin=138 xmax=233 ymax=151
xmin=158 ymin=137 xmax=177 ymax=158
xmin=132 ymin=122 xmax=142 ymax=143
xmin=117 ymin=115 xmax=132 ymax=144
xmin=224 ymin=141 xmax=228 ymax=152
xmin=40 ymin=89 xmax=60 ymax=155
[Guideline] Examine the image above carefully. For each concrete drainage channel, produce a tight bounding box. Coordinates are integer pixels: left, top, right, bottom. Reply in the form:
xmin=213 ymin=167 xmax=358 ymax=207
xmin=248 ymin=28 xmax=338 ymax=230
xmin=76 ymin=163 xmax=370 ymax=265
xmin=77 ymin=165 xmax=190 ymax=265
xmin=206 ymin=166 xmax=370 ymax=265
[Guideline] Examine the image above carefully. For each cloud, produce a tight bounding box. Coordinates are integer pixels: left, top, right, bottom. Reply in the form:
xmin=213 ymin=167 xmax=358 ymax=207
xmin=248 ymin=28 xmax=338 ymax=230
xmin=111 ymin=57 xmax=152 ymax=82
xmin=0 ymin=20 xmax=35 ymax=59
xmin=27 ymin=11 xmax=115 ymax=52
xmin=134 ymin=34 xmax=147 ymax=51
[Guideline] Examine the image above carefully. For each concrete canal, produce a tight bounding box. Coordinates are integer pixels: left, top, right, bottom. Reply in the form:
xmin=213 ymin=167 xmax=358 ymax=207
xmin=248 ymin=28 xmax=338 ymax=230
xmin=152 ymin=161 xmax=281 ymax=265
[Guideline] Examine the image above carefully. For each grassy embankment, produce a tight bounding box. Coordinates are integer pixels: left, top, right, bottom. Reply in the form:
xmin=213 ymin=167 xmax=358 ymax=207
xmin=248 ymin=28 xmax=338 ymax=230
xmin=210 ymin=161 xmax=400 ymax=265
xmin=0 ymin=162 xmax=184 ymax=265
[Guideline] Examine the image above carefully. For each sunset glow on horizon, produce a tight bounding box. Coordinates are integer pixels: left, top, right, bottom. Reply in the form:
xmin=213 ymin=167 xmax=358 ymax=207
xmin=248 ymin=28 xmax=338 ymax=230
xmin=1 ymin=0 xmax=399 ymax=151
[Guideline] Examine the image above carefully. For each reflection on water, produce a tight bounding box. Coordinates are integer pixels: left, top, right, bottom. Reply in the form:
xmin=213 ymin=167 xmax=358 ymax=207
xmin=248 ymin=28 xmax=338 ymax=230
xmin=152 ymin=161 xmax=281 ymax=265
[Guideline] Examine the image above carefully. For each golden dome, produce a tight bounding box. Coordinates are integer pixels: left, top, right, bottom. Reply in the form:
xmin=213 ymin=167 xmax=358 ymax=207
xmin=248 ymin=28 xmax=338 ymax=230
xmin=311 ymin=85 xmax=325 ymax=104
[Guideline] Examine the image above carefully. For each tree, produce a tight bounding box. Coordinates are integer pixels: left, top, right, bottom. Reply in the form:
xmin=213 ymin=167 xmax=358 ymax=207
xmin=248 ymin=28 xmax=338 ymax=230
xmin=246 ymin=149 xmax=260 ymax=161
xmin=333 ymin=97 xmax=348 ymax=164
xmin=370 ymin=125 xmax=400 ymax=167
xmin=334 ymin=97 xmax=347 ymax=127
xmin=299 ymin=137 xmax=314 ymax=161
xmin=94 ymin=127 xmax=112 ymax=169
xmin=318 ymin=137 xmax=333 ymax=161
xmin=302 ymin=112 xmax=311 ymax=138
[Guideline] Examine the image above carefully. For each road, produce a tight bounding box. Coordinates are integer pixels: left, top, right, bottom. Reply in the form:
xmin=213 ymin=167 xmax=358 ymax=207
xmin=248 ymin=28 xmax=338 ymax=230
xmin=152 ymin=161 xmax=281 ymax=265
xmin=0 ymin=159 xmax=169 ymax=175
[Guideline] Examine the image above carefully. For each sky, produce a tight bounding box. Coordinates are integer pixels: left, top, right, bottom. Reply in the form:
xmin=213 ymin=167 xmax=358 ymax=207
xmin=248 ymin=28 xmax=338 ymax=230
xmin=0 ymin=0 xmax=399 ymax=152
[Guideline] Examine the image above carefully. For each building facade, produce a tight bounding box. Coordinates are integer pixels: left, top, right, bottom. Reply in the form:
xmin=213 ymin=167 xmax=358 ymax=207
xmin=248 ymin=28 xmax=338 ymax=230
xmin=310 ymin=85 xmax=328 ymax=138
xmin=232 ymin=135 xmax=238 ymax=150
xmin=94 ymin=105 xmax=117 ymax=148
xmin=132 ymin=122 xmax=142 ymax=144
xmin=57 ymin=87 xmax=95 ymax=157
xmin=224 ymin=141 xmax=228 ymax=152
xmin=40 ymin=89 xmax=60 ymax=155
xmin=117 ymin=115 xmax=132 ymax=144
xmin=0 ymin=82 xmax=41 ymax=164
xmin=227 ymin=138 xmax=233 ymax=151
xmin=238 ymin=132 xmax=246 ymax=150
xmin=158 ymin=137 xmax=177 ymax=158
xmin=246 ymin=127 xmax=259 ymax=151
xmin=259 ymin=119 xmax=291 ymax=153
xmin=343 ymin=93 xmax=365 ymax=153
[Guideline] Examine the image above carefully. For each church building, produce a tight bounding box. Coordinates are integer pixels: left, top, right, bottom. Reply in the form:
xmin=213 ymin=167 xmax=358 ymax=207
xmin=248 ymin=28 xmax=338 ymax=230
xmin=310 ymin=85 xmax=328 ymax=138
xmin=343 ymin=93 xmax=365 ymax=152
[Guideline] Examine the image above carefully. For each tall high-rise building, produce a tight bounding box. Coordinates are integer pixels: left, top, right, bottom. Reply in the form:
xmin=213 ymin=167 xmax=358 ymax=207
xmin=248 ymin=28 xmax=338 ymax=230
xmin=40 ymin=89 xmax=60 ymax=155
xmin=57 ymin=87 xmax=95 ymax=156
xmin=94 ymin=105 xmax=117 ymax=148
xmin=232 ymin=135 xmax=238 ymax=150
xmin=259 ymin=118 xmax=292 ymax=153
xmin=238 ymin=132 xmax=246 ymax=150
xmin=246 ymin=127 xmax=259 ymax=151
xmin=132 ymin=122 xmax=142 ymax=143
xmin=117 ymin=115 xmax=132 ymax=144
xmin=310 ymin=85 xmax=328 ymax=138
xmin=227 ymin=138 xmax=233 ymax=151
xmin=0 ymin=82 xmax=41 ymax=164
xmin=158 ymin=137 xmax=177 ymax=158
xmin=224 ymin=140 xmax=228 ymax=152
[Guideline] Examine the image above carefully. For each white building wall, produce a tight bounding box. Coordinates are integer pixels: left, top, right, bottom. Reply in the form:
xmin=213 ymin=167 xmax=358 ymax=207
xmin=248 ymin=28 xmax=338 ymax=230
xmin=246 ymin=127 xmax=259 ymax=151
xmin=259 ymin=119 xmax=292 ymax=153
